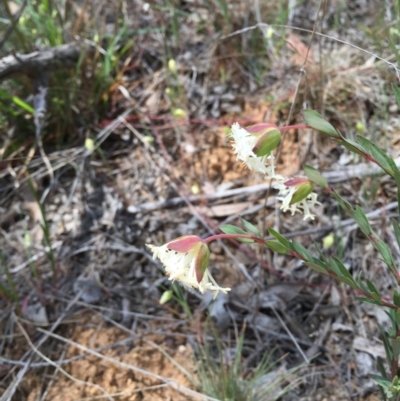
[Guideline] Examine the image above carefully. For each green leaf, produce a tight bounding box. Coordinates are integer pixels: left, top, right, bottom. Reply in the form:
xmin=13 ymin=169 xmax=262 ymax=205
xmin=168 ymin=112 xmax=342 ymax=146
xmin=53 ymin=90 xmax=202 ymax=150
xmin=265 ymin=240 xmax=288 ymax=254
xmin=394 ymin=290 xmax=400 ymax=307
xmin=357 ymin=279 xmax=370 ymax=295
xmin=376 ymin=358 xmax=389 ymax=380
xmin=331 ymin=258 xmax=357 ymax=288
xmin=393 ymin=84 xmax=400 ymax=109
xmin=396 ymin=309 xmax=400 ymax=329
xmin=356 ymin=297 xmax=382 ymax=306
xmin=314 ymin=243 xmax=328 ymax=263
xmin=291 ymin=241 xmax=311 ymax=261
xmin=376 ymin=240 xmax=394 ymax=266
xmin=303 ymin=165 xmax=328 ymax=188
xmin=241 ymin=218 xmax=262 ymax=238
xmin=11 ymin=96 xmax=35 ymax=114
xmin=387 ymin=159 xmax=400 ymax=208
xmin=220 ymin=224 xmax=247 ymax=235
xmin=304 ymin=261 xmax=329 ymax=275
xmin=339 ymin=137 xmax=367 ymax=157
xmin=386 ymin=309 xmax=397 ymax=333
xmin=378 ymin=323 xmax=393 ymax=362
xmin=268 ymin=228 xmax=290 ymax=248
xmin=393 ymin=219 xmax=400 ymax=252
xmin=339 ymin=276 xmax=360 ymax=288
xmin=331 ymin=191 xmax=354 ymax=214
xmin=366 ymin=279 xmax=381 ymax=297
xmin=302 ymin=110 xmax=340 ymax=138
xmin=370 ymin=374 xmax=392 ymax=390
xmin=220 ymin=224 xmax=254 ymax=243
xmin=252 ymin=128 xmax=281 ymax=157
xmin=327 ymin=259 xmax=356 ymax=288
xmin=353 ymin=206 xmax=372 ymax=236
xmin=356 ymin=136 xmax=393 ymax=175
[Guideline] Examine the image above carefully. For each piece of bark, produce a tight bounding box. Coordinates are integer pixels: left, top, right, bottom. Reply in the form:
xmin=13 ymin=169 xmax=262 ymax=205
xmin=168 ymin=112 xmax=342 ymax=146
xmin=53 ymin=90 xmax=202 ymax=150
xmin=0 ymin=43 xmax=83 ymax=80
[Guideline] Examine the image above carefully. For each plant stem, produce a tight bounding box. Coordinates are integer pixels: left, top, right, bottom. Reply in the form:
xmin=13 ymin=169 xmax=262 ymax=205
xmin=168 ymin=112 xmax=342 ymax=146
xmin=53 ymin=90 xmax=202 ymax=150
xmin=203 ymin=233 xmax=265 ymax=245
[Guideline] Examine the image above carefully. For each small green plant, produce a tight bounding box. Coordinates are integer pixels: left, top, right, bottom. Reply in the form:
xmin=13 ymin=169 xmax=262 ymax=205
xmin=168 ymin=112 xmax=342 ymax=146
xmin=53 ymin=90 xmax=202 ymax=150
xmin=0 ymin=0 xmax=131 ymax=143
xmin=147 ymin=86 xmax=400 ymax=399
xmin=0 ymin=249 xmax=18 ymax=302
xmin=196 ymin=327 xmax=300 ymax=401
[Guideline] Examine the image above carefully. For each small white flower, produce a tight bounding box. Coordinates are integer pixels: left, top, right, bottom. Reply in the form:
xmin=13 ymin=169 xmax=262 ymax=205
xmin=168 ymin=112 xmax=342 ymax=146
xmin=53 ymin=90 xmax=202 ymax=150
xmin=147 ymin=236 xmax=230 ymax=298
xmin=274 ymin=179 xmax=320 ymax=220
xmin=230 ymin=123 xmax=279 ymax=177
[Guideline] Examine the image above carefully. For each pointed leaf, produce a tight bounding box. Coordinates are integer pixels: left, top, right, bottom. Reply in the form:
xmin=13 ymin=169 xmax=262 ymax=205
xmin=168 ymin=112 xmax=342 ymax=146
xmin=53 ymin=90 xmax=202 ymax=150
xmin=332 ymin=258 xmax=357 ymax=288
xmin=366 ymin=279 xmax=381 ymax=298
xmin=341 ymin=138 xmax=368 ymax=157
xmin=220 ymin=224 xmax=247 ymax=235
xmin=265 ymin=240 xmax=288 ymax=254
xmin=356 ymin=297 xmax=382 ymax=306
xmin=331 ymin=190 xmax=354 ymax=214
xmin=376 ymin=240 xmax=394 ymax=266
xmin=378 ymin=323 xmax=393 ymax=362
xmin=338 ymin=276 xmax=360 ymax=288
xmin=376 ymin=358 xmax=389 ymax=380
xmin=387 ymin=158 xmax=400 ymax=209
xmin=304 ymin=165 xmax=328 ymax=188
xmin=394 ymin=290 xmax=400 ymax=307
xmin=356 ymin=136 xmax=393 ymax=175
xmin=268 ymin=228 xmax=290 ymax=248
xmin=370 ymin=374 xmax=392 ymax=389
xmin=353 ymin=206 xmax=372 ymax=236
xmin=305 ymin=261 xmax=329 ymax=275
xmin=393 ymin=84 xmax=400 ymax=109
xmin=219 ymin=224 xmax=254 ymax=243
xmin=12 ymin=96 xmax=35 ymax=114
xmin=302 ymin=110 xmax=340 ymax=138
xmin=241 ymin=218 xmax=263 ymax=238
xmin=291 ymin=240 xmax=311 ymax=260
xmin=392 ymin=219 xmax=400 ymax=252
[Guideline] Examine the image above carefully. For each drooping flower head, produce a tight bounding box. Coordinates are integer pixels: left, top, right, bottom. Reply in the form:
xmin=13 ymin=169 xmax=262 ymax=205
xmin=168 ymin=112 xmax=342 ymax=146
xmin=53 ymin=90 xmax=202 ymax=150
xmin=273 ymin=178 xmax=320 ymax=220
xmin=147 ymin=236 xmax=230 ymax=298
xmin=230 ymin=123 xmax=281 ymax=178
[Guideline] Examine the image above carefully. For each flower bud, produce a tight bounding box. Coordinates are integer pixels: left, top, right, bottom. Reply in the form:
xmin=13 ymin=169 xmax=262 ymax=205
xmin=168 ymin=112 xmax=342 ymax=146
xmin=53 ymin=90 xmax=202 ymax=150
xmin=283 ymin=178 xmax=314 ymax=205
xmin=168 ymin=59 xmax=177 ymax=74
xmin=252 ymin=128 xmax=281 ymax=157
xmin=159 ymin=290 xmax=173 ymax=304
xmin=85 ymin=138 xmax=95 ymax=153
xmin=172 ymin=108 xmax=186 ymax=118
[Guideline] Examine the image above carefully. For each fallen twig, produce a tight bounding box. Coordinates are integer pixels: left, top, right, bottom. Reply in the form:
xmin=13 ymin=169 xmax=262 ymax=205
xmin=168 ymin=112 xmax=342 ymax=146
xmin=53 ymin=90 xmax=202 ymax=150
xmin=0 ymin=43 xmax=82 ymax=80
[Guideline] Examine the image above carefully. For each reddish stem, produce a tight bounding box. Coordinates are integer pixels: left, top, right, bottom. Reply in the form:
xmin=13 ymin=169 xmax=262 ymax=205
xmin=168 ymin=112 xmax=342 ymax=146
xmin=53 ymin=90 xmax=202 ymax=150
xmin=279 ymin=124 xmax=310 ymax=131
xmin=203 ymin=233 xmax=265 ymax=245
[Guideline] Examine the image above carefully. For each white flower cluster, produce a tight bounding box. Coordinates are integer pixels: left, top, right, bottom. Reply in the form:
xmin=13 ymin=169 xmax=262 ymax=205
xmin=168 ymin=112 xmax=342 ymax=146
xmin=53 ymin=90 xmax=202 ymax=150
xmin=230 ymin=123 xmax=279 ymax=178
xmin=273 ymin=181 xmax=320 ymax=221
xmin=230 ymin=123 xmax=320 ymax=220
xmin=147 ymin=241 xmax=230 ymax=298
